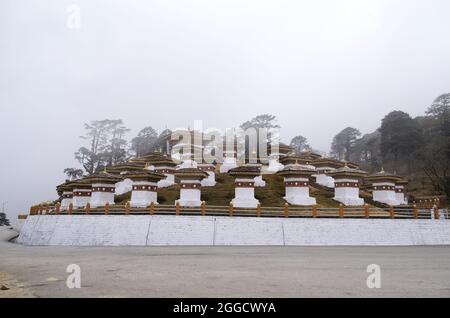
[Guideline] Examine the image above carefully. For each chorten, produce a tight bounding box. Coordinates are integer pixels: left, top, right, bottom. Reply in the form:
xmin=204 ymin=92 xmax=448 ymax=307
xmin=220 ymin=140 xmax=238 ymax=173
xmin=328 ymin=163 xmax=368 ymax=206
xmin=82 ymin=170 xmax=123 ymax=208
xmin=105 ymin=162 xmax=146 ymax=174
xmin=366 ymin=168 xmax=402 ymax=206
xmin=174 ymin=142 xmax=202 ymax=170
xmin=129 ymin=151 xmax=177 ymax=188
xmin=56 ymin=181 xmax=74 ymax=211
xmin=197 ymin=163 xmax=217 ymax=187
xmin=297 ymin=151 xmax=322 ymax=162
xmin=280 ymin=155 xmax=310 ymax=166
xmin=311 ymin=158 xmax=343 ymax=188
xmin=395 ymin=178 xmax=408 ymax=205
xmin=125 ymin=170 xmax=166 ymax=207
xmin=148 ymin=157 xmax=177 ymax=188
xmin=174 ymin=168 xmax=209 ymax=207
xmin=106 ymin=162 xmax=147 ymax=195
xmin=228 ymin=165 xmax=261 ymax=208
xmin=71 ymin=179 xmax=92 ymax=208
xmin=267 ymin=143 xmax=292 ymax=172
xmin=277 ymin=162 xmax=316 ymax=206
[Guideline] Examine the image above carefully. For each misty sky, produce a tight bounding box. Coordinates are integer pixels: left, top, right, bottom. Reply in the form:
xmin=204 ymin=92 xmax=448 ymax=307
xmin=1 ymin=0 xmax=450 ymax=222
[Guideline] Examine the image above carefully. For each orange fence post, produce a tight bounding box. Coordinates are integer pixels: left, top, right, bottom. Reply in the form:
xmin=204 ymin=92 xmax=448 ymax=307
xmin=389 ymin=206 xmax=394 ymax=219
xmin=229 ymin=203 xmax=234 ymax=217
xmin=413 ymin=204 xmax=418 ymax=219
xmin=85 ymin=203 xmax=91 ymax=215
xmin=175 ymin=201 xmax=180 ymax=216
xmin=201 ymin=201 xmax=206 ymax=216
xmin=435 ymin=198 xmax=440 ymax=208
xmin=125 ymin=201 xmax=131 ymax=215
xmin=68 ymin=203 xmax=73 ymax=215
xmin=55 ymin=202 xmax=61 ymax=215
xmin=312 ymin=205 xmax=317 ymax=218
xmin=256 ymin=203 xmax=261 ymax=217
xmin=339 ymin=204 xmax=344 ymax=218
xmin=364 ymin=204 xmax=369 ymax=219
xmin=104 ymin=202 xmax=109 ymax=215
xmin=434 ymin=205 xmax=439 ymax=220
xmin=149 ymin=202 xmax=155 ymax=215
xmin=284 ymin=203 xmax=289 ymax=218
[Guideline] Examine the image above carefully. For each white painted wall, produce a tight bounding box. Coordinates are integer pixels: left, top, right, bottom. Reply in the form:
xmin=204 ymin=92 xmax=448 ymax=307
xmin=17 ymin=215 xmax=450 ymax=246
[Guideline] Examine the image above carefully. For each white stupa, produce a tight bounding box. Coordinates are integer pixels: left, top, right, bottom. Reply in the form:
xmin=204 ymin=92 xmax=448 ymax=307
xmin=367 ymin=169 xmax=404 ymax=206
xmin=395 ymin=179 xmax=408 ymax=205
xmin=198 ymin=163 xmax=217 ymax=187
xmin=82 ymin=170 xmax=123 ymax=208
xmin=311 ymin=158 xmax=343 ymax=188
xmin=56 ymin=182 xmax=74 ymax=211
xmin=125 ymin=170 xmax=166 ymax=207
xmin=328 ymin=164 xmax=368 ymax=206
xmin=228 ymin=165 xmax=261 ymax=208
xmin=277 ymin=162 xmax=316 ymax=206
xmin=71 ymin=180 xmax=92 ymax=208
xmin=174 ymin=168 xmax=208 ymax=207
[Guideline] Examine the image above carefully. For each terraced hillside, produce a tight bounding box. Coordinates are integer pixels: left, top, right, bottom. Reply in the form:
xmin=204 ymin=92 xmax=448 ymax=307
xmin=116 ymin=173 xmax=346 ymax=208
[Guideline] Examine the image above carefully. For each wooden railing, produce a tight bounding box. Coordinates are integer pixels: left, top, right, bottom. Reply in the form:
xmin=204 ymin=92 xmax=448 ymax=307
xmin=29 ymin=202 xmax=448 ymax=220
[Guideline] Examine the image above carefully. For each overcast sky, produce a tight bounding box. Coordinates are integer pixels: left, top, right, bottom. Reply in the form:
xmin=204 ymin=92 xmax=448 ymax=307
xmin=1 ymin=0 xmax=449 ymax=222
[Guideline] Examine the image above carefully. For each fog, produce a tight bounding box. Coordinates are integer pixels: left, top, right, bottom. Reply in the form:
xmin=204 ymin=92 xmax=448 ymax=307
xmin=1 ymin=0 xmax=449 ymax=223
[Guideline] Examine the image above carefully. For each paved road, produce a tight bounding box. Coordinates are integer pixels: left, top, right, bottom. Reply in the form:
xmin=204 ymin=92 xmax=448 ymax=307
xmin=1 ymin=228 xmax=450 ymax=297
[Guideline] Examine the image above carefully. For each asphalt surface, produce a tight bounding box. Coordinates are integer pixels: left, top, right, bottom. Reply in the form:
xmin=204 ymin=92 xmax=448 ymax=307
xmin=1 ymin=227 xmax=450 ymax=298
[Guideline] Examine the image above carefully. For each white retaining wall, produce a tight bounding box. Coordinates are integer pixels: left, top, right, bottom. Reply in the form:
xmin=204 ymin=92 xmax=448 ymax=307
xmin=17 ymin=215 xmax=450 ymax=246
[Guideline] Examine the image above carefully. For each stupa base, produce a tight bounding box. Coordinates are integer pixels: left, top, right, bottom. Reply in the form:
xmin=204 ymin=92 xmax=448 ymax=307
xmin=334 ymin=197 xmax=365 ymax=206
xmin=130 ymin=201 xmax=158 ymax=208
xmin=176 ymin=199 xmax=203 ymax=207
xmin=231 ymin=198 xmax=260 ymax=208
xmin=374 ymin=199 xmax=403 ymax=206
xmin=90 ymin=201 xmax=113 ymax=208
xmin=284 ymin=196 xmax=316 ymax=206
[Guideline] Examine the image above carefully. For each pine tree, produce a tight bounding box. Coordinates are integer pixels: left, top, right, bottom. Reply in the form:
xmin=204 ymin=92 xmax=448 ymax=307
xmin=0 ymin=212 xmax=10 ymax=226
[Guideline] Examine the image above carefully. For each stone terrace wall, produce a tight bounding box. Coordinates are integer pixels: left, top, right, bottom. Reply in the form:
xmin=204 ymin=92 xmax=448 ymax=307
xmin=17 ymin=215 xmax=450 ymax=246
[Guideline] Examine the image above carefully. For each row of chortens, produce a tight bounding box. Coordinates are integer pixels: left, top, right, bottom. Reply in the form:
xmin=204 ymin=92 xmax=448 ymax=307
xmin=55 ymin=129 xmax=409 ymax=210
